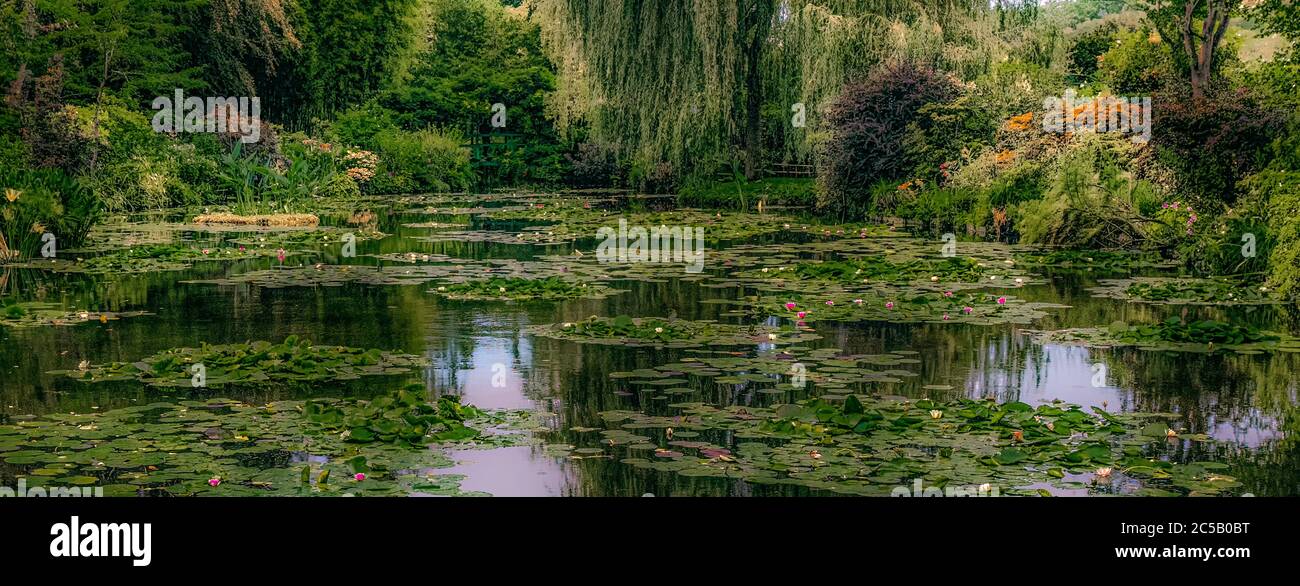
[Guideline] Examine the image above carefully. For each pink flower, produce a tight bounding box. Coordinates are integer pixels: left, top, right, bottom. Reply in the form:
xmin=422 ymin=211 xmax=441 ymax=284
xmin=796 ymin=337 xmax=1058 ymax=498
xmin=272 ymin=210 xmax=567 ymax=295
xmin=963 ymin=306 xmax=973 ymax=314
xmin=942 ymin=314 xmax=950 ymax=320
xmin=354 ymin=473 xmax=366 ymax=481
xmin=785 ymin=302 xmax=797 ymax=311
xmin=238 ymin=246 xmax=246 ymax=252
xmin=825 ymin=300 xmax=835 ymax=306
xmin=943 ymin=291 xmax=953 ymax=298
xmin=202 ymin=249 xmax=210 ymax=255
xmin=996 ymin=297 xmax=1007 ymax=305
xmin=796 ymin=311 xmax=807 ymax=319
xmin=853 ymin=299 xmax=864 ymax=305
xmin=885 ymin=301 xmax=895 ymax=309
xmin=208 ymin=477 xmax=221 ymax=487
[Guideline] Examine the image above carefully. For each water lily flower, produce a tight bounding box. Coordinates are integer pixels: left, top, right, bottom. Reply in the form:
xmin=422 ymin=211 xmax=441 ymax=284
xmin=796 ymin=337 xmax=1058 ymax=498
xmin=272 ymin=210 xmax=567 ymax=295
xmin=929 ymin=410 xmax=942 ymax=419
xmin=978 ymin=483 xmax=992 ymax=493
xmin=1014 ymin=278 xmax=1023 ymax=284
xmin=785 ymin=302 xmax=797 ymax=310
xmin=562 ymin=322 xmax=573 ymax=328
xmin=796 ymin=311 xmax=807 ymax=319
xmin=355 ymin=473 xmax=366 ymax=481
xmin=208 ymin=477 xmax=221 ymax=487
xmin=809 ymin=450 xmax=822 ymax=460
xmin=437 ymin=286 xmax=446 ymax=292
xmin=1012 ymin=430 xmax=1024 ymax=442
xmin=767 ymin=333 xmax=777 ymax=341
xmin=1096 ymin=467 xmax=1113 ymax=478
xmin=963 ymin=306 xmax=974 ymax=314
xmin=943 ymin=291 xmax=953 ymax=297
xmin=1165 ymin=428 xmax=1178 ymax=439
xmin=996 ymin=297 xmax=1007 ymax=305
xmin=654 ymin=327 xmax=664 ymax=333
xmin=202 ymin=249 xmax=210 ymax=255
xmin=942 ymin=314 xmax=950 ymax=320
xmin=885 ymin=301 xmax=894 ymax=309
xmin=498 ymin=287 xmax=507 ymax=293
xmin=930 ymin=276 xmax=939 ymax=282
xmin=1046 ymin=422 xmax=1055 ymax=432
xmin=825 ymin=300 xmax=834 ymax=306
xmin=853 ymin=299 xmax=863 ymax=305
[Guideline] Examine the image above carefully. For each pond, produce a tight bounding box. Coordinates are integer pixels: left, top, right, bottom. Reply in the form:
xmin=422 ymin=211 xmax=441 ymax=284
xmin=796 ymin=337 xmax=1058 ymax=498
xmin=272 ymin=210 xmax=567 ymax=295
xmin=1 ymin=194 xmax=1296 ymax=497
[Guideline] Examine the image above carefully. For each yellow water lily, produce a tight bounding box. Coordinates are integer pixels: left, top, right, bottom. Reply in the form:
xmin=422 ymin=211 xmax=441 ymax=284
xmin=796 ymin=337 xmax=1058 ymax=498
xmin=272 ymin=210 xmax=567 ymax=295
xmin=4 ymin=188 xmax=19 ymax=202
xmin=929 ymin=409 xmax=942 ymax=419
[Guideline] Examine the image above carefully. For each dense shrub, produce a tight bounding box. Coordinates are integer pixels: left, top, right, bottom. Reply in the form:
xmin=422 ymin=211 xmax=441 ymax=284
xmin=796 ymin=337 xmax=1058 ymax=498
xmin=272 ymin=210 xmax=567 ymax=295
xmin=566 ymin=142 xmax=620 ymax=188
xmin=817 ymin=61 xmax=959 ymax=220
xmin=369 ymin=129 xmax=472 ymax=194
xmin=1097 ymin=28 xmax=1174 ymax=95
xmin=1151 ymin=85 xmax=1283 ymax=205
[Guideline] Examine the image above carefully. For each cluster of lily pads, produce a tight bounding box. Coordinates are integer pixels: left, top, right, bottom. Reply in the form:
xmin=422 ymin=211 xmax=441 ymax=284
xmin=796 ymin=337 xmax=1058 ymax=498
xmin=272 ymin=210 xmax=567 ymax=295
xmin=1088 ymin=277 xmax=1275 ymax=305
xmin=1025 ymin=318 xmax=1299 ymax=354
xmin=580 ymin=395 xmax=1239 ymax=496
xmin=1 ymin=300 xmax=150 ymax=329
xmin=530 ymin=315 xmax=820 ymax=348
xmin=55 ymin=336 xmax=428 ymax=388
xmin=0 ymin=391 xmax=533 ymax=496
xmin=431 ymin=276 xmax=623 ymax=301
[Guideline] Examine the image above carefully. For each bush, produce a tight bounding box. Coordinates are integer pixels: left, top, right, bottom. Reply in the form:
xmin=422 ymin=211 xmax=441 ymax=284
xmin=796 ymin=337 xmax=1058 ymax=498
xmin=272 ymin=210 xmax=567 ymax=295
xmin=368 ymin=129 xmax=472 ymax=194
xmin=1096 ymin=27 xmax=1175 ymax=95
xmin=1151 ymin=85 xmax=1283 ymax=205
xmin=1014 ymin=134 xmax=1163 ymax=248
xmin=566 ymin=142 xmax=620 ymax=188
xmin=817 ymin=61 xmax=960 ymax=220
xmin=0 ymin=167 xmax=99 ymax=260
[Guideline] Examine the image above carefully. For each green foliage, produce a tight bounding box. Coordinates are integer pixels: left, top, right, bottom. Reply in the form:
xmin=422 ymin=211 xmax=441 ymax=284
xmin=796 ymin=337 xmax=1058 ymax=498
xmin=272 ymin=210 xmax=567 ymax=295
xmin=0 ymin=166 xmax=99 ymax=259
xmin=678 ymin=177 xmax=815 ymax=210
xmin=367 ymin=128 xmax=472 ymax=194
xmin=1109 ymin=317 xmax=1279 ymax=346
xmin=1014 ymin=135 xmax=1161 ymax=248
xmin=1097 ymin=27 xmax=1175 ymax=94
xmin=304 ymin=384 xmax=483 ymax=446
xmin=1068 ymin=19 xmax=1120 ymax=83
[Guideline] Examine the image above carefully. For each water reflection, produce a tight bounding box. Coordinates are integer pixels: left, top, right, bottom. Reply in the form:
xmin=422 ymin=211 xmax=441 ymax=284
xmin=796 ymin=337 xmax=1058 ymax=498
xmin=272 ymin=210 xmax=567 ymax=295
xmin=1 ymin=207 xmax=1296 ymax=495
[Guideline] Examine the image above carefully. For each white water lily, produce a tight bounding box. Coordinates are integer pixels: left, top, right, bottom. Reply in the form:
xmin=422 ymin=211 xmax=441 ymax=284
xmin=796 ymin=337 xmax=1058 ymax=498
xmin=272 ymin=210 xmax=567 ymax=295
xmin=930 ymin=276 xmax=939 ymax=282
xmin=1014 ymin=278 xmax=1024 ymax=284
xmin=1096 ymin=467 xmax=1113 ymax=478
xmin=654 ymin=327 xmax=664 ymax=333
xmin=978 ymin=483 xmax=992 ymax=493
xmin=767 ymin=333 xmax=777 ymax=341
xmin=929 ymin=410 xmax=942 ymax=419
xmin=437 ymin=286 xmax=446 ymax=291
xmin=562 ymin=323 xmax=573 ymax=328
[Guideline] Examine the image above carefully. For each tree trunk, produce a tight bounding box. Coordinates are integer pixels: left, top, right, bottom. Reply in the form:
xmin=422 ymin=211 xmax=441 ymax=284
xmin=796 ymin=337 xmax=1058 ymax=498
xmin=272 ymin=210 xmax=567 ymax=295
xmin=743 ymin=10 xmax=764 ymax=180
xmin=1181 ymin=0 xmax=1231 ymax=101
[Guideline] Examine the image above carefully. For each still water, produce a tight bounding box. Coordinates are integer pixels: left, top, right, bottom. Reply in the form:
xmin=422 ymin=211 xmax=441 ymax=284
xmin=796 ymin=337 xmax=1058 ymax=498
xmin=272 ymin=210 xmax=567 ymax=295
xmin=2 ymin=201 xmax=1297 ymax=496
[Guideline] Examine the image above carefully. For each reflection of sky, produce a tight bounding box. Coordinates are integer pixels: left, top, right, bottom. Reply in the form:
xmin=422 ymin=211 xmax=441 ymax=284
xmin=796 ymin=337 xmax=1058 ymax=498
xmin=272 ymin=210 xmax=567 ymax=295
xmin=433 ymin=336 xmax=535 ymax=410
xmin=440 ymin=446 xmax=577 ymax=497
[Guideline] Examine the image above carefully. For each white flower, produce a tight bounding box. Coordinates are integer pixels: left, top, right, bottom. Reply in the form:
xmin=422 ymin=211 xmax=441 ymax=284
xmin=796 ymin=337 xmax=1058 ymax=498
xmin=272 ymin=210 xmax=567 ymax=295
xmin=930 ymin=276 xmax=939 ymax=282
xmin=929 ymin=410 xmax=942 ymax=419
xmin=562 ymin=322 xmax=573 ymax=328
xmin=437 ymin=286 xmax=446 ymax=292
xmin=1014 ymin=278 xmax=1024 ymax=284
xmin=654 ymin=327 xmax=664 ymax=333
xmin=1096 ymin=467 xmax=1113 ymax=478
xmin=767 ymin=333 xmax=777 ymax=341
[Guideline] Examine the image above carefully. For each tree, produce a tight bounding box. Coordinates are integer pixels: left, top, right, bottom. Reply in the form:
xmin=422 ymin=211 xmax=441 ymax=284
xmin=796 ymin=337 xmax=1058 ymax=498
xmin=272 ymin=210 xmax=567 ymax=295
xmin=1148 ymin=0 xmax=1234 ymax=100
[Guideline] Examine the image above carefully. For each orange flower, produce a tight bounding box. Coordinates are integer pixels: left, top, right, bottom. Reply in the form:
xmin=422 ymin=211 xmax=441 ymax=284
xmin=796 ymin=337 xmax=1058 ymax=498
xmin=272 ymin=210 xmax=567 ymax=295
xmin=1006 ymin=112 xmax=1033 ymax=131
xmin=995 ymin=150 xmax=1016 ymax=165
xmin=898 ymin=181 xmax=913 ymax=191
xmin=1012 ymin=430 xmax=1024 ymax=442
xmin=4 ymin=188 xmax=18 ymax=203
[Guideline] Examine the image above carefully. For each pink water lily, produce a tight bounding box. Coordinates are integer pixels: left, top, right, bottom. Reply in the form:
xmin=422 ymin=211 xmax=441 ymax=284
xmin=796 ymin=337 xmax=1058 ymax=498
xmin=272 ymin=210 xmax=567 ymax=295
xmin=785 ymin=302 xmax=797 ymax=311
xmin=942 ymin=314 xmax=950 ymax=320
xmin=796 ymin=311 xmax=807 ymax=319
xmin=996 ymin=297 xmax=1007 ymax=305
xmin=825 ymin=300 xmax=835 ymax=306
xmin=202 ymin=249 xmax=210 ymax=255
xmin=208 ymin=477 xmax=221 ymax=487
xmin=885 ymin=301 xmax=894 ymax=309
xmin=354 ymin=473 xmax=366 ymax=481
xmin=963 ymin=306 xmax=973 ymax=314
xmin=943 ymin=291 xmax=953 ymax=298
xmin=853 ymin=299 xmax=863 ymax=305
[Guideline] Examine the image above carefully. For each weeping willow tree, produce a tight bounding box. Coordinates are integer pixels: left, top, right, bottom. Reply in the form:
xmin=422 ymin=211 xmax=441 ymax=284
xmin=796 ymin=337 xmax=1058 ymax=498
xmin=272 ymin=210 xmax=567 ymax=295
xmin=530 ymin=0 xmax=994 ymax=182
